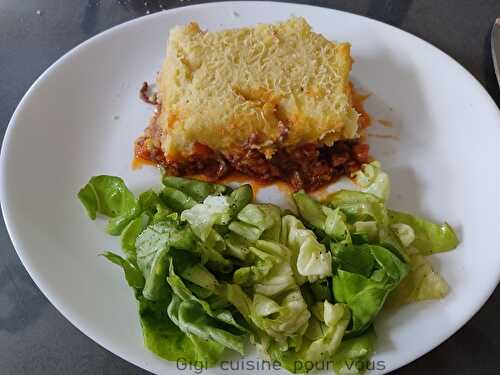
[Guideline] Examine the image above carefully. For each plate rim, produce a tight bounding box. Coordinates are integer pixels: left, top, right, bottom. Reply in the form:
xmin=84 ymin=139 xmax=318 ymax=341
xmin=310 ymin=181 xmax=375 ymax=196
xmin=1 ymin=2 xmax=499 ymax=374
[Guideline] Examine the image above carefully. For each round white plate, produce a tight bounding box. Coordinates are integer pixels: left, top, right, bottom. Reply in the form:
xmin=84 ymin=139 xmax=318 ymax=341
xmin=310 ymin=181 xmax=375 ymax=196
xmin=2 ymin=2 xmax=500 ymax=374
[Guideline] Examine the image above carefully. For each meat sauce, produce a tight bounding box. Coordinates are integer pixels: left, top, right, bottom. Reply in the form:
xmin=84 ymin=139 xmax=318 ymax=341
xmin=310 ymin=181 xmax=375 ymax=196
xmin=135 ymin=84 xmax=372 ymax=192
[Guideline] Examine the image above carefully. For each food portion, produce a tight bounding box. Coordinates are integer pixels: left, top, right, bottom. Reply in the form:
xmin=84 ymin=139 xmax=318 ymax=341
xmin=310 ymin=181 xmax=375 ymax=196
xmin=135 ymin=17 xmax=371 ymax=191
xmin=77 ymin=166 xmax=459 ymax=373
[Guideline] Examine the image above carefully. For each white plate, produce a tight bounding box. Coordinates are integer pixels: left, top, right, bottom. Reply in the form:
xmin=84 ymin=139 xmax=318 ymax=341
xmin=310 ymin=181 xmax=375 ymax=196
xmin=1 ymin=2 xmax=500 ymax=374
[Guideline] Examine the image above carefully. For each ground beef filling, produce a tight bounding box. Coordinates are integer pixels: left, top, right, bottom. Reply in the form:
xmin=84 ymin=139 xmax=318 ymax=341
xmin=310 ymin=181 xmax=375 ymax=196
xmin=136 ymin=83 xmax=371 ymax=192
xmin=227 ymin=140 xmax=369 ymax=191
xmin=135 ymin=125 xmax=370 ymax=192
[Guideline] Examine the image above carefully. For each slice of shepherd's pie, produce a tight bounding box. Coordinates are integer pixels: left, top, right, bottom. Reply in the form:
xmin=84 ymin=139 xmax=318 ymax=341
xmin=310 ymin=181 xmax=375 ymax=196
xmin=136 ymin=17 xmax=370 ymax=191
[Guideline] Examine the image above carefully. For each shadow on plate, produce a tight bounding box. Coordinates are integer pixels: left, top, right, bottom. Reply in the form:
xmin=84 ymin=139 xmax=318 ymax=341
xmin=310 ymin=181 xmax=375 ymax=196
xmin=352 ymin=45 xmax=442 ymax=220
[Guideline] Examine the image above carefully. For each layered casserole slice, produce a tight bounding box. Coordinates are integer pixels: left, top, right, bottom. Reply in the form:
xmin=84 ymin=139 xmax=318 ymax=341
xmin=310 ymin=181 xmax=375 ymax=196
xmin=135 ymin=17 xmax=370 ymax=191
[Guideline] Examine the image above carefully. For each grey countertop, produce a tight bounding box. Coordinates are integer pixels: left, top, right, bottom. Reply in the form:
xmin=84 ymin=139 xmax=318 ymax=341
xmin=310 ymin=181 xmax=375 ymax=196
xmin=1 ymin=1 xmax=500 ymax=374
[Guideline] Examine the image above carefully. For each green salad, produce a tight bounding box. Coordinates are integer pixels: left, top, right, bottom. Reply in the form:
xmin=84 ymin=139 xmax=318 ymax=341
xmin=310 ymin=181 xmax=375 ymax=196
xmin=77 ymin=162 xmax=458 ymax=374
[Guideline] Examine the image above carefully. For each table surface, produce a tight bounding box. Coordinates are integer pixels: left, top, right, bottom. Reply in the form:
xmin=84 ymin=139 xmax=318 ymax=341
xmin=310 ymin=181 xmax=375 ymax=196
xmin=1 ymin=1 xmax=500 ymax=374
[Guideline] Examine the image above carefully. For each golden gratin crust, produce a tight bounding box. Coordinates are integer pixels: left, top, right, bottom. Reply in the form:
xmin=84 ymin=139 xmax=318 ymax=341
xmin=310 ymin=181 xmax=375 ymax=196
xmin=155 ymin=17 xmax=360 ymax=160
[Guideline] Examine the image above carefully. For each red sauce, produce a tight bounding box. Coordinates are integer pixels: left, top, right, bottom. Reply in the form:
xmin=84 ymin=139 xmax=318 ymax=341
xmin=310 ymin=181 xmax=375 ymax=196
xmin=131 ymin=157 xmax=156 ymax=170
xmin=351 ymin=85 xmax=371 ymax=129
xmin=378 ymin=119 xmax=393 ymax=128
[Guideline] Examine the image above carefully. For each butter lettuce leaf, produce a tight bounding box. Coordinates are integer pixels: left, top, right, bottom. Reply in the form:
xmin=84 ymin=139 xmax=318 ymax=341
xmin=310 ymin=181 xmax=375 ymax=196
xmin=78 ymin=175 xmax=136 ymax=219
xmin=264 ymin=302 xmax=352 ymax=373
xmin=103 ymin=250 xmax=227 ymax=366
xmin=135 ymin=221 xmax=196 ymax=301
xmin=77 ymin=175 xmax=139 ymax=235
xmin=181 ymin=195 xmax=231 ymax=241
xmin=138 ymin=295 xmax=223 ymax=365
xmin=293 ymin=190 xmax=328 ymax=232
xmin=167 ymin=261 xmax=247 ymax=332
xmin=305 ymin=302 xmax=351 ymax=362
xmin=79 ymin=173 xmax=459 ymax=372
xmin=168 ymin=296 xmax=246 ymax=354
xmin=101 ymin=251 xmax=144 ymax=289
xmin=352 ymin=161 xmax=390 ymax=201
xmin=233 ymin=240 xmax=296 ymax=297
xmin=121 ymin=212 xmax=150 ymax=260
xmin=281 ymin=215 xmax=332 ymax=282
xmin=162 ymin=175 xmax=229 ymax=202
xmin=331 ymin=328 xmax=376 ymax=375
xmin=251 ymin=289 xmax=310 ymax=345
xmin=388 ymin=210 xmax=459 ymax=255
xmin=333 ymin=245 xmax=408 ymax=335
xmin=386 ymin=248 xmax=449 ymax=307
